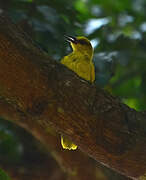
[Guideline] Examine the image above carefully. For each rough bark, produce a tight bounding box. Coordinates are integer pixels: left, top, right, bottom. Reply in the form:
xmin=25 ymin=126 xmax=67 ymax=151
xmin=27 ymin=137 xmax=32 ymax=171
xmin=0 ymin=12 xmax=146 ymax=179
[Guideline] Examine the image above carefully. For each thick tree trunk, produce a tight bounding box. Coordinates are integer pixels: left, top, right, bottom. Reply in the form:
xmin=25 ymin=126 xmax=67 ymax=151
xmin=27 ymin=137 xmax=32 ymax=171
xmin=0 ymin=12 xmax=146 ymax=179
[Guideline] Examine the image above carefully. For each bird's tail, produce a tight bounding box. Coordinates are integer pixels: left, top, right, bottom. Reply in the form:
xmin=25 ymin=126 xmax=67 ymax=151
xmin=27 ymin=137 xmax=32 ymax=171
xmin=61 ymin=135 xmax=77 ymax=150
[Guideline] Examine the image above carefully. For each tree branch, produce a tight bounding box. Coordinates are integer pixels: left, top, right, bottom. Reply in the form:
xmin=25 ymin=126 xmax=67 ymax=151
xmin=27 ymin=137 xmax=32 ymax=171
xmin=0 ymin=12 xmax=146 ymax=179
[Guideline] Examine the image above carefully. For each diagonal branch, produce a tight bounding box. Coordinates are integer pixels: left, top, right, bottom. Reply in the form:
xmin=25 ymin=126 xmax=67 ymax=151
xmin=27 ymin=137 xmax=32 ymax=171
xmin=0 ymin=12 xmax=146 ymax=179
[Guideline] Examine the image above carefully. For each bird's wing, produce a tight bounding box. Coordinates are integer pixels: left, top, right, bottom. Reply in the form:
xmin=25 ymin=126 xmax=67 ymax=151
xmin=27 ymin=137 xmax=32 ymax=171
xmin=61 ymin=55 xmax=95 ymax=83
xmin=76 ymin=61 xmax=95 ymax=82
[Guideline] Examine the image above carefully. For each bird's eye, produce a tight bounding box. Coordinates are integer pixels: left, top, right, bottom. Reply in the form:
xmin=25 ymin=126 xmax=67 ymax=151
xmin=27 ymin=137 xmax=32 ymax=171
xmin=78 ymin=39 xmax=90 ymax=45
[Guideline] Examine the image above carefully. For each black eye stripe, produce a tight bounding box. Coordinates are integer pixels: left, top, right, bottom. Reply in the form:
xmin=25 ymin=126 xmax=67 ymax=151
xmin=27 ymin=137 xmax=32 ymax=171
xmin=78 ymin=39 xmax=90 ymax=45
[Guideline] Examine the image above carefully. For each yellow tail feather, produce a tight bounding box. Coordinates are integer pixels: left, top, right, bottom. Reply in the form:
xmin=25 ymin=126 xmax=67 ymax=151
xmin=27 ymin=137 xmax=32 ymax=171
xmin=61 ymin=135 xmax=77 ymax=150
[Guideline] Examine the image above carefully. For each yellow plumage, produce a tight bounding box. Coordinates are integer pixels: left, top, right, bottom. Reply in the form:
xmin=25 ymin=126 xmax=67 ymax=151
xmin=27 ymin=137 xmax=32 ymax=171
xmin=60 ymin=36 xmax=95 ymax=150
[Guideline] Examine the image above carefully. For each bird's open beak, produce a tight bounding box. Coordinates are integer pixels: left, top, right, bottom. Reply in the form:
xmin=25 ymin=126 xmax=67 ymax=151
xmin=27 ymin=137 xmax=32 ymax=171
xmin=64 ymin=35 xmax=78 ymax=44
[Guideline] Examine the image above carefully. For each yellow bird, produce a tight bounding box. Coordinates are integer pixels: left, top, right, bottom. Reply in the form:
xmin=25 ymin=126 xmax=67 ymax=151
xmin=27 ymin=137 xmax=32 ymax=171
xmin=60 ymin=35 xmax=95 ymax=150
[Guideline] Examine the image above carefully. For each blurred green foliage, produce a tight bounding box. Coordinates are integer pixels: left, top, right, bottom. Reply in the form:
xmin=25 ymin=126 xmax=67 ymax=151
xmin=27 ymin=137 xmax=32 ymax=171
xmin=0 ymin=168 xmax=11 ymax=180
xmin=0 ymin=0 xmax=146 ymax=175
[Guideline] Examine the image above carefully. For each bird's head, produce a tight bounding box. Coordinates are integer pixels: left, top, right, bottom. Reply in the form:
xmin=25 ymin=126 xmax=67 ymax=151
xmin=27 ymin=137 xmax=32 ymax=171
xmin=65 ymin=36 xmax=93 ymax=60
